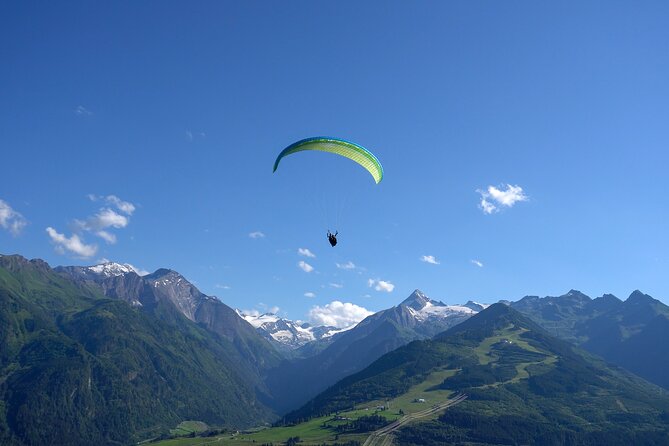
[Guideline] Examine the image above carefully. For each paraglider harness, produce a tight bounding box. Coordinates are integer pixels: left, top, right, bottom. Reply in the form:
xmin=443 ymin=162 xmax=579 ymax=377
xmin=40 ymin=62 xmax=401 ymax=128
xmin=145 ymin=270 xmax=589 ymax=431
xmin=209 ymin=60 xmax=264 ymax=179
xmin=327 ymin=230 xmax=338 ymax=247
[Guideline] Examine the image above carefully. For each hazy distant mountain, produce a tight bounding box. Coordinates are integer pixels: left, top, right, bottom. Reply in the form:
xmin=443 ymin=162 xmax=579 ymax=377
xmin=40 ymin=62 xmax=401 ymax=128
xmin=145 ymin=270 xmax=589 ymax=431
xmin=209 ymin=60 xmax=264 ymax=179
xmin=285 ymin=304 xmax=669 ymax=445
xmin=237 ymin=310 xmax=344 ymax=351
xmin=0 ymin=255 xmax=276 ymax=446
xmin=266 ymin=289 xmax=480 ymax=413
xmin=510 ymin=289 xmax=669 ymax=390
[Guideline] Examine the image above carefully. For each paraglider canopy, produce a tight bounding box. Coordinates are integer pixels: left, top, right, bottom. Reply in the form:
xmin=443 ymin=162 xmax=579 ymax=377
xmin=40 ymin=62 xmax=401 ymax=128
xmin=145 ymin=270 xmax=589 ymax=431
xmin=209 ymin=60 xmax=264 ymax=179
xmin=272 ymin=137 xmax=384 ymax=184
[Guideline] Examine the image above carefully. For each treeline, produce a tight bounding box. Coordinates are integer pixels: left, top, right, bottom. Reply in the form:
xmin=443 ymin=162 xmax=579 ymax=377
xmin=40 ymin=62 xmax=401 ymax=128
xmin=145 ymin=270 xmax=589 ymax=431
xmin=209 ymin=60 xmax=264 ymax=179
xmin=334 ymin=415 xmax=389 ymax=433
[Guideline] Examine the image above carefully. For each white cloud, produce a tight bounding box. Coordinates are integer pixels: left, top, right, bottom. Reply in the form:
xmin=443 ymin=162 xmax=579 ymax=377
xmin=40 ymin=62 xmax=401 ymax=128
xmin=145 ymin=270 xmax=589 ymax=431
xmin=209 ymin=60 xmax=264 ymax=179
xmin=46 ymin=227 xmax=97 ymax=258
xmin=50 ymin=195 xmax=136 ymax=249
xmin=471 ymin=259 xmax=484 ymax=268
xmin=304 ymin=292 xmax=316 ymax=298
xmin=75 ymin=208 xmax=130 ymax=244
xmin=308 ymin=301 xmax=373 ymax=329
xmin=186 ymin=130 xmax=206 ymax=141
xmin=298 ymin=261 xmax=314 ymax=273
xmin=329 ymin=283 xmax=343 ymax=289
xmin=0 ymin=199 xmax=28 ymax=236
xmin=420 ymin=255 xmax=440 ymax=265
xmin=477 ymin=184 xmax=528 ymax=214
xmin=75 ymin=105 xmax=92 ymax=116
xmin=127 ymin=264 xmax=150 ymax=276
xmin=90 ymin=208 xmax=129 ymax=229
xmin=249 ymin=231 xmax=265 ymax=239
xmin=368 ymin=278 xmax=395 ymax=293
xmin=104 ymin=195 xmax=135 ymax=215
xmin=240 ymin=308 xmax=260 ymax=317
xmin=95 ymin=230 xmax=117 ymax=244
xmin=216 ymin=284 xmax=231 ymax=290
xmin=336 ymin=261 xmax=356 ymax=270
xmin=479 ymin=198 xmax=497 ymax=214
xmin=298 ymin=248 xmax=316 ymax=258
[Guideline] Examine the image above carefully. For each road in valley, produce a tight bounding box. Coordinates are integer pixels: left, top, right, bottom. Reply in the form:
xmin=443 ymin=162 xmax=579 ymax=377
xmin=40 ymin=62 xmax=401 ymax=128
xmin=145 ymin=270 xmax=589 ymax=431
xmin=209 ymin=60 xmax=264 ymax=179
xmin=362 ymin=393 xmax=467 ymax=446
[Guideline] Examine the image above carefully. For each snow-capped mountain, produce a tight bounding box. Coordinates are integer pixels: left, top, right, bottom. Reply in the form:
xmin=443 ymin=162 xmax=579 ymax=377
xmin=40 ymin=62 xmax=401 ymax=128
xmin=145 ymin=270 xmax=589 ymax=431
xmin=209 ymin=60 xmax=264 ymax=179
xmin=238 ymin=311 xmax=343 ymax=350
xmin=86 ymin=262 xmax=138 ymax=277
xmin=267 ymin=289 xmax=489 ymax=413
xmin=400 ymin=289 xmax=477 ymax=323
xmin=57 ymin=261 xmax=139 ymax=281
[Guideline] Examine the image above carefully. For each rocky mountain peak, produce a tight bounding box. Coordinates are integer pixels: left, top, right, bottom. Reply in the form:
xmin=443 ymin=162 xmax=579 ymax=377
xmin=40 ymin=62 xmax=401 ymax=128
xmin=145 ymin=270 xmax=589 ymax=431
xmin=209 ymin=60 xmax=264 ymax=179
xmin=563 ymin=289 xmax=591 ymax=301
xmin=626 ymin=290 xmax=655 ymax=305
xmin=400 ymin=289 xmax=433 ymax=310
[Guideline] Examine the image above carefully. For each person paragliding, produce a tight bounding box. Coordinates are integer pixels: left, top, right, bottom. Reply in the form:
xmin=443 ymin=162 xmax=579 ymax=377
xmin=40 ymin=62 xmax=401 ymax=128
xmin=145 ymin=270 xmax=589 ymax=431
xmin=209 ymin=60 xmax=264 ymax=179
xmin=327 ymin=230 xmax=338 ymax=247
xmin=273 ymin=137 xmax=383 ymax=247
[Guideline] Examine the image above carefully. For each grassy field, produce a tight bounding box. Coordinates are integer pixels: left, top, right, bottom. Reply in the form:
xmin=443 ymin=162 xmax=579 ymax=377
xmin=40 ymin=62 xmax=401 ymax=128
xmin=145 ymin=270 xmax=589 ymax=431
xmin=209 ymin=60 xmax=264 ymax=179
xmin=148 ymin=368 xmax=461 ymax=446
xmin=169 ymin=421 xmax=210 ymax=437
xmin=473 ymin=326 xmax=557 ymax=385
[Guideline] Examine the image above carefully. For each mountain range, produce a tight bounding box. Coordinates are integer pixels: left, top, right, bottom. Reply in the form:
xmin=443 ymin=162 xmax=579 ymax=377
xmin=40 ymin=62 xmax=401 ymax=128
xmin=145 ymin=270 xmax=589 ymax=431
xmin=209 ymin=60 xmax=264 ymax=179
xmin=285 ymin=304 xmax=669 ymax=445
xmin=509 ymin=289 xmax=669 ymax=390
xmin=0 ymin=255 xmax=279 ymax=446
xmin=2 ymin=253 xmax=669 ymax=445
xmin=266 ymin=289 xmax=481 ymax=413
xmin=237 ymin=310 xmax=345 ymax=352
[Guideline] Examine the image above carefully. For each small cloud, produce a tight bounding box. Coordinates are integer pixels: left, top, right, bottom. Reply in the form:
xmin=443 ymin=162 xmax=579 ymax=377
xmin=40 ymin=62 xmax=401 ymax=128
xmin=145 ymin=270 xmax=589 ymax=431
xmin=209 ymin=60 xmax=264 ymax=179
xmin=368 ymin=278 xmax=395 ymax=293
xmin=87 ymin=194 xmax=135 ymax=215
xmin=477 ymin=184 xmax=528 ymax=214
xmin=480 ymin=198 xmax=497 ymax=214
xmin=127 ymin=264 xmax=150 ymax=276
xmin=46 ymin=227 xmax=97 ymax=258
xmin=186 ymin=130 xmax=206 ymax=141
xmin=420 ymin=255 xmax=440 ymax=265
xmin=75 ymin=105 xmax=92 ymax=116
xmin=249 ymin=303 xmax=281 ymax=315
xmin=240 ymin=308 xmax=261 ymax=317
xmin=249 ymin=231 xmax=265 ymax=239
xmin=75 ymin=208 xmax=129 ymax=244
xmin=104 ymin=195 xmax=135 ymax=215
xmin=298 ymin=261 xmax=314 ymax=273
xmin=329 ymin=283 xmax=343 ymax=289
xmin=336 ymin=261 xmax=356 ymax=270
xmin=0 ymin=199 xmax=28 ymax=236
xmin=471 ymin=259 xmax=484 ymax=268
xmin=308 ymin=301 xmax=373 ymax=328
xmin=49 ymin=195 xmax=136 ymax=250
xmin=298 ymin=248 xmax=316 ymax=258
xmin=78 ymin=195 xmax=136 ymax=243
xmin=215 ymin=284 xmax=231 ymax=290
xmin=304 ymin=292 xmax=316 ymax=298
xmin=95 ymin=230 xmax=117 ymax=244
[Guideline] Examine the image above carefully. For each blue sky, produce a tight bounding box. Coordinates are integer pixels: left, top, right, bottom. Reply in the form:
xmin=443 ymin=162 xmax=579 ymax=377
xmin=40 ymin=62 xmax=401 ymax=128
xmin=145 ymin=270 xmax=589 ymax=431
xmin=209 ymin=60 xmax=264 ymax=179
xmin=2 ymin=1 xmax=668 ymax=324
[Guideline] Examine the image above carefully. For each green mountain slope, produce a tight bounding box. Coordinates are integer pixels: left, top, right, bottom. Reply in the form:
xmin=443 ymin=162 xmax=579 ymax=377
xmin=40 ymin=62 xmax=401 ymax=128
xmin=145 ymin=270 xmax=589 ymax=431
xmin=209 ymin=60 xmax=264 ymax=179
xmin=511 ymin=289 xmax=669 ymax=390
xmin=284 ymin=304 xmax=669 ymax=445
xmin=0 ymin=255 xmax=275 ymax=446
xmin=266 ymin=290 xmax=472 ymax=414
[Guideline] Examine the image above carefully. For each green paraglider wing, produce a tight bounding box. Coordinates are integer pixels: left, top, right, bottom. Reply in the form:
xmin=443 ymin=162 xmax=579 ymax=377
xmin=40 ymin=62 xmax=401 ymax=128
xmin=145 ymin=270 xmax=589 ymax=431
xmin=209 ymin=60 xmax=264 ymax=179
xmin=273 ymin=137 xmax=383 ymax=184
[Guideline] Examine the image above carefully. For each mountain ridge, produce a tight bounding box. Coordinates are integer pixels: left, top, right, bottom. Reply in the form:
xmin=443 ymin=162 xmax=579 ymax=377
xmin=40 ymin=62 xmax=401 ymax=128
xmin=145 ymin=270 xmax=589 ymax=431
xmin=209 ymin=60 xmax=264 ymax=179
xmin=283 ymin=304 xmax=669 ymax=445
